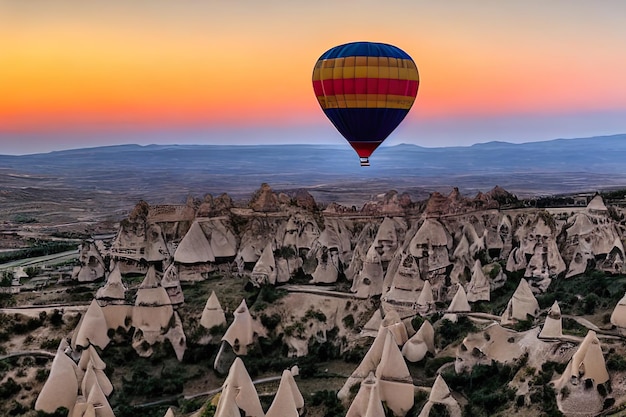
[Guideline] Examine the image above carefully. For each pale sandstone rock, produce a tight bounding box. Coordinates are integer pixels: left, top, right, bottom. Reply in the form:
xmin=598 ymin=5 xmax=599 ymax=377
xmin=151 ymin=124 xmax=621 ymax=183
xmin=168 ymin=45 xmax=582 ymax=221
xmin=338 ymin=326 xmax=389 ymax=402
xmin=84 ymin=378 xmax=115 ymax=417
xmin=100 ymin=304 xmax=133 ymax=332
xmin=501 ymin=279 xmax=539 ymax=325
xmin=352 ymin=244 xmax=385 ymax=298
xmin=538 ymin=301 xmax=563 ymax=339
xmin=207 ymin=219 xmax=238 ymax=259
xmin=214 ymin=357 xmax=265 ymax=417
xmin=455 ymin=323 xmax=524 ymax=373
xmin=161 ymin=263 xmax=184 ymax=305
xmin=361 ymin=308 xmax=383 ymax=337
xmin=418 ymin=375 xmax=462 ymax=417
xmin=416 ymin=280 xmax=435 ymax=314
xmin=200 ymin=290 xmax=227 ymax=330
xmin=74 ymin=240 xmax=106 ymax=282
xmin=321 ymin=217 xmax=353 ymax=264
xmin=81 ymin=361 xmax=113 ymax=398
xmin=310 ymin=245 xmax=339 ymax=284
xmin=409 ymin=219 xmax=451 ymax=272
xmin=554 ymin=330 xmax=609 ymax=417
xmin=466 ymin=259 xmax=490 ymax=303
xmin=264 ymin=370 xmax=303 ymax=417
xmin=402 ymin=320 xmax=435 ymax=362
xmin=443 ymin=284 xmax=471 ymax=323
xmin=163 ymin=311 xmax=187 ymax=361
xmin=383 ymin=251 xmax=425 ymax=306
xmin=35 ymin=340 xmax=79 ymax=413
xmin=251 ymin=241 xmax=277 ymax=285
xmin=345 ymin=372 xmax=386 ymax=417
xmin=95 ymin=262 xmax=126 ymax=303
xmin=71 ymin=299 xmax=110 ymax=350
xmin=381 ymin=308 xmax=409 ymax=346
xmin=375 ymin=330 xmax=414 ymax=416
xmin=222 ymin=299 xmax=254 ymax=355
xmin=132 ymin=266 xmax=175 ymax=348
xmin=174 ymin=220 xmax=215 ymax=264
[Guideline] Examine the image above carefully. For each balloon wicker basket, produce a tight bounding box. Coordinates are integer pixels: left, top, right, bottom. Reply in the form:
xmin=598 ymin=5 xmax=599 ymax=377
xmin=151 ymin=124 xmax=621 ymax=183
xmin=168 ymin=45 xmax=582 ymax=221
xmin=359 ymin=157 xmax=370 ymax=167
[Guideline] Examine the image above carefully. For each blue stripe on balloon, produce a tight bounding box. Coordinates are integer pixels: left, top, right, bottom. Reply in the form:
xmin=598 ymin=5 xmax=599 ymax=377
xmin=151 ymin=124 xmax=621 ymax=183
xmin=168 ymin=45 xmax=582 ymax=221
xmin=323 ymin=108 xmax=410 ymax=143
xmin=318 ymin=41 xmax=411 ymax=60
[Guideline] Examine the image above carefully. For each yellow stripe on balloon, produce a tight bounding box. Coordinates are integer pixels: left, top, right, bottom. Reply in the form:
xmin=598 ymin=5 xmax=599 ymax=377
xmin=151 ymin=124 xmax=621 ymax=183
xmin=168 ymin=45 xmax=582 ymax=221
xmin=312 ymin=59 xmax=419 ymax=81
xmin=316 ymin=94 xmax=416 ymax=110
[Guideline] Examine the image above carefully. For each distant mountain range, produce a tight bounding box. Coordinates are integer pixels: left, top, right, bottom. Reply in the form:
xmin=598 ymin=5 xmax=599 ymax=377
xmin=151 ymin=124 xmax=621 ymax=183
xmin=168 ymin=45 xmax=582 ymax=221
xmin=1 ymin=134 xmax=626 ymax=205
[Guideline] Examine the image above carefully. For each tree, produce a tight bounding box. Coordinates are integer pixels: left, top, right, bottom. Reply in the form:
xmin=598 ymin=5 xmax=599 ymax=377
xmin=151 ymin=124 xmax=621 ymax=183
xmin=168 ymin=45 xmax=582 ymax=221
xmin=0 ymin=271 xmax=13 ymax=287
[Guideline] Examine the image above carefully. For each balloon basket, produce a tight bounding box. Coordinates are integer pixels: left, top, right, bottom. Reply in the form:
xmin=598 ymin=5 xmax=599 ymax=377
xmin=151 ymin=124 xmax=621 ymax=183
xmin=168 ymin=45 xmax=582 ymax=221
xmin=359 ymin=157 xmax=370 ymax=167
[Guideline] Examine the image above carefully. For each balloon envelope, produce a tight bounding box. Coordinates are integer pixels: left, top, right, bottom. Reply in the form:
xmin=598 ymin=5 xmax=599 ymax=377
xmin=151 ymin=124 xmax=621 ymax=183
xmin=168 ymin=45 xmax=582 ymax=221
xmin=312 ymin=41 xmax=419 ymax=165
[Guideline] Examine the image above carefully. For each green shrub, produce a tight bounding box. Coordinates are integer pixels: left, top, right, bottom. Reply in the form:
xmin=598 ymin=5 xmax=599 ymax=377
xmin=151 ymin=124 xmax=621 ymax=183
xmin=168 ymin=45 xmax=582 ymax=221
xmin=305 ymin=308 xmax=327 ymax=323
xmin=0 ymin=378 xmax=21 ymax=399
xmin=260 ymin=313 xmax=282 ymax=331
xmin=436 ymin=317 xmax=476 ymax=349
xmin=35 ymin=407 xmax=69 ymax=417
xmin=424 ymin=356 xmax=455 ymax=377
xmin=40 ymin=338 xmax=62 ymax=350
xmin=311 ymin=390 xmax=345 ymax=417
xmin=200 ymin=403 xmax=216 ymax=417
xmin=607 ymin=353 xmax=626 ymax=371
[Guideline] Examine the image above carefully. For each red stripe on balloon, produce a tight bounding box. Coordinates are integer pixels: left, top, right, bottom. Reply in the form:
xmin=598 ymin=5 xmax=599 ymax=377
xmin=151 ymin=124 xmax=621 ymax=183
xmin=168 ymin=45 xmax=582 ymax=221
xmin=349 ymin=141 xmax=383 ymax=158
xmin=312 ymin=78 xmax=418 ymax=97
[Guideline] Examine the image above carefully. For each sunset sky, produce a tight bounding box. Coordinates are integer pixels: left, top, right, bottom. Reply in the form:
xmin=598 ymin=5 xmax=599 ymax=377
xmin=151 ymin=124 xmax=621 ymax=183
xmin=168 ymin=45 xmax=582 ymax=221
xmin=2 ymin=0 xmax=626 ymax=155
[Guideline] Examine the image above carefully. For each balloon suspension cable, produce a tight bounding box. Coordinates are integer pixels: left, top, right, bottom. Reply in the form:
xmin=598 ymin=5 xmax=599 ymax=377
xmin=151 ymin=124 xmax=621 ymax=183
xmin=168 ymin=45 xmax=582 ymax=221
xmin=359 ymin=157 xmax=370 ymax=167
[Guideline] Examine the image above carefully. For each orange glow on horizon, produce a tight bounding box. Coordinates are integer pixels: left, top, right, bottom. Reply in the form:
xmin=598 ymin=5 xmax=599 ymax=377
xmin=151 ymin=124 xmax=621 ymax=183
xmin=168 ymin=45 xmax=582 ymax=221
xmin=2 ymin=2 xmax=626 ymax=133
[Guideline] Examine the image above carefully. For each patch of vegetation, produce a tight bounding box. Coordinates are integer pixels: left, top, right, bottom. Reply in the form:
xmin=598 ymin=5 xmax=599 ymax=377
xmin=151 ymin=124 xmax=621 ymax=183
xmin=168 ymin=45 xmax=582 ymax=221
xmin=0 ymin=294 xmax=16 ymax=308
xmin=40 ymin=337 xmax=62 ymax=350
xmin=250 ymin=285 xmax=287 ymax=311
xmin=606 ymin=351 xmax=626 ymax=371
xmin=24 ymin=266 xmax=42 ymax=277
xmin=0 ymin=240 xmax=78 ymax=263
xmin=1 ymin=271 xmax=14 ymax=287
xmin=525 ymin=361 xmax=565 ymax=416
xmin=284 ymin=321 xmax=306 ymax=338
xmin=548 ymin=271 xmax=626 ymax=316
xmin=512 ymin=317 xmax=534 ymax=332
xmin=342 ymin=343 xmax=369 ymax=363
xmin=244 ymin=337 xmax=295 ymax=378
xmin=34 ymin=407 xmax=70 ymax=417
xmin=561 ymin=317 xmax=588 ymax=337
xmin=411 ymin=315 xmax=425 ymax=331
xmin=121 ymin=359 xmax=186 ymax=398
xmin=342 ymin=314 xmax=355 ymax=329
xmin=12 ymin=214 xmax=38 ymax=224
xmin=310 ymin=390 xmax=345 ymax=417
xmin=305 ymin=307 xmax=327 ymax=323
xmin=443 ymin=360 xmax=521 ymax=417
xmin=424 ymin=356 xmax=456 ymax=377
xmin=0 ymin=313 xmax=44 ymax=335
xmin=260 ymin=313 xmax=282 ymax=331
xmin=199 ymin=402 xmax=217 ymax=417
xmin=0 ymin=378 xmax=21 ymax=399
xmin=436 ymin=317 xmax=477 ymax=349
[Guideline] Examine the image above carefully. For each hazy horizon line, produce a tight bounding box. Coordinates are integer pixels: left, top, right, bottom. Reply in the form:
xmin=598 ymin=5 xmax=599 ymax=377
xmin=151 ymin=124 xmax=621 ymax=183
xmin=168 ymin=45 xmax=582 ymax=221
xmin=2 ymin=133 xmax=625 ymax=157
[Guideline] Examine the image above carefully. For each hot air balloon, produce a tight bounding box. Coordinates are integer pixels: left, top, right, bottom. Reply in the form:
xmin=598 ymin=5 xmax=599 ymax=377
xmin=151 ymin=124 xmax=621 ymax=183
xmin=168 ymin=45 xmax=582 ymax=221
xmin=312 ymin=41 xmax=419 ymax=166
